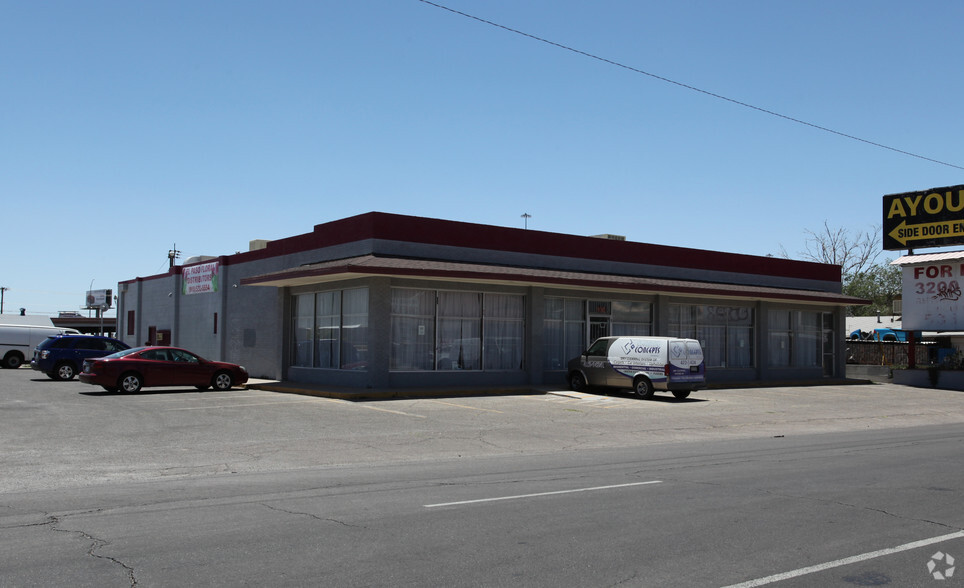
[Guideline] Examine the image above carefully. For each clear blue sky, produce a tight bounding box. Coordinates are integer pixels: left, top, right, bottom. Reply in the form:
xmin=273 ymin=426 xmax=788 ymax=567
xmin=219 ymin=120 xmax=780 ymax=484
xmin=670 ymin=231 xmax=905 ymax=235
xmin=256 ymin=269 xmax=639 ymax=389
xmin=3 ymin=0 xmax=962 ymax=317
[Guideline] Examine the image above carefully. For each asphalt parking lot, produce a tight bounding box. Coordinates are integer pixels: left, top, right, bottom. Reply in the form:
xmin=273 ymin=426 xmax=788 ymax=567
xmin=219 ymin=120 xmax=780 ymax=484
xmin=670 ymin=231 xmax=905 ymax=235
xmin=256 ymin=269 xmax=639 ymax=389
xmin=3 ymin=366 xmax=964 ymax=494
xmin=4 ymin=367 xmax=964 ymax=587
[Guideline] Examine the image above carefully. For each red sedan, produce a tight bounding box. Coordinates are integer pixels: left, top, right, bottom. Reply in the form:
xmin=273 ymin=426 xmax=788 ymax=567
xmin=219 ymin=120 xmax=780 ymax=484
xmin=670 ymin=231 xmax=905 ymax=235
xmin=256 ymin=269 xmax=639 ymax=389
xmin=79 ymin=346 xmax=248 ymax=393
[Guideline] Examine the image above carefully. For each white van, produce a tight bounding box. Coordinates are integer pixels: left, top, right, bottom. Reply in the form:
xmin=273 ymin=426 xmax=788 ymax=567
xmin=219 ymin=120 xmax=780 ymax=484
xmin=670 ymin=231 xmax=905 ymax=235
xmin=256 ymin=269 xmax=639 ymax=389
xmin=567 ymin=336 xmax=705 ymax=399
xmin=0 ymin=324 xmax=81 ymax=369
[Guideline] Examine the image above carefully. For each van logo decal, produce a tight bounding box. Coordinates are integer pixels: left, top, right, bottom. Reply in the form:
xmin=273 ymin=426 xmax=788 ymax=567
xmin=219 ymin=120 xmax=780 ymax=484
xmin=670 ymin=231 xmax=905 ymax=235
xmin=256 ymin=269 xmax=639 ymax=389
xmin=622 ymin=340 xmax=661 ymax=355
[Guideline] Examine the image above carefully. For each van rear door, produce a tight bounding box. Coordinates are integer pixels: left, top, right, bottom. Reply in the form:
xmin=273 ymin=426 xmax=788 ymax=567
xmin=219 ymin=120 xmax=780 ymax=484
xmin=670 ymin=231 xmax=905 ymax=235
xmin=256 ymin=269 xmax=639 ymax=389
xmin=666 ymin=339 xmax=705 ymax=387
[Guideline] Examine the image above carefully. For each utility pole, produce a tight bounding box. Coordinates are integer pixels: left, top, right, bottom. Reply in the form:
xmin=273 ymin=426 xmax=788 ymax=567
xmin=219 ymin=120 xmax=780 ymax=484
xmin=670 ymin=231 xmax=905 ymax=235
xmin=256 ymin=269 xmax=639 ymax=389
xmin=0 ymin=286 xmax=8 ymax=314
xmin=521 ymin=212 xmax=531 ymax=230
xmin=168 ymin=244 xmax=181 ymax=269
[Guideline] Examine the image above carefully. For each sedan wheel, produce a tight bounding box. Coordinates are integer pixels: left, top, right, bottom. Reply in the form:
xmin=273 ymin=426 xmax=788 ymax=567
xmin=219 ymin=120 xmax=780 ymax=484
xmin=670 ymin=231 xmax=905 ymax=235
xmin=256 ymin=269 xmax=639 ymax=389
xmin=213 ymin=372 xmax=233 ymax=391
xmin=120 ymin=373 xmax=143 ymax=393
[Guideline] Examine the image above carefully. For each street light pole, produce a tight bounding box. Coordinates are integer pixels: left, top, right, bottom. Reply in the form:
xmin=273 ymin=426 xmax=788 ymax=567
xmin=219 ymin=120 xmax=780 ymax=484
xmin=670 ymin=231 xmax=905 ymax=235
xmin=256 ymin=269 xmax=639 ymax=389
xmin=0 ymin=287 xmax=8 ymax=314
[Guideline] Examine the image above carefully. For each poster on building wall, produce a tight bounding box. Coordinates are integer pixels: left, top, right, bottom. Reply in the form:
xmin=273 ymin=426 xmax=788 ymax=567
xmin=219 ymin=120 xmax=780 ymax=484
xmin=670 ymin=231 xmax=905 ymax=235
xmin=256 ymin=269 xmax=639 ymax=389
xmin=901 ymin=262 xmax=964 ymax=330
xmin=183 ymin=261 xmax=219 ymax=295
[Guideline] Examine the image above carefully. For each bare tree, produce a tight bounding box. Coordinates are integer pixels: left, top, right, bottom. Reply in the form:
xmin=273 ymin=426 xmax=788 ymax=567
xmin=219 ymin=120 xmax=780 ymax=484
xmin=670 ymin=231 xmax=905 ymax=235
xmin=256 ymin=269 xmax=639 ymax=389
xmin=782 ymin=222 xmax=884 ymax=278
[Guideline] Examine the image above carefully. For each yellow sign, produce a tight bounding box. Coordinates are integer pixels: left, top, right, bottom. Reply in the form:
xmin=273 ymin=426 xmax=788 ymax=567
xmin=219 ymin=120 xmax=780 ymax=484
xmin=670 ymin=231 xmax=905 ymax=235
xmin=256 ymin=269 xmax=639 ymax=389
xmin=883 ymin=185 xmax=964 ymax=250
xmin=887 ymin=219 xmax=964 ymax=247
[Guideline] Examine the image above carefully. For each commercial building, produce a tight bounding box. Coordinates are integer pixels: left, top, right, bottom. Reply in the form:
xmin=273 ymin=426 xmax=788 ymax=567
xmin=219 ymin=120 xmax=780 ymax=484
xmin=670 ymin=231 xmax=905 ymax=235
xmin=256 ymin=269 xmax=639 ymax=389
xmin=116 ymin=212 xmax=864 ymax=389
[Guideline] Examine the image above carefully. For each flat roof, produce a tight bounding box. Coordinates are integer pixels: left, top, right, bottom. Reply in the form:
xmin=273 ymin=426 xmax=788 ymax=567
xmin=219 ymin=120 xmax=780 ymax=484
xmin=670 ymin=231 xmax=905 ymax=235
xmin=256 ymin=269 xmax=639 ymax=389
xmin=124 ymin=212 xmax=845 ymax=289
xmin=242 ymin=254 xmax=866 ymax=306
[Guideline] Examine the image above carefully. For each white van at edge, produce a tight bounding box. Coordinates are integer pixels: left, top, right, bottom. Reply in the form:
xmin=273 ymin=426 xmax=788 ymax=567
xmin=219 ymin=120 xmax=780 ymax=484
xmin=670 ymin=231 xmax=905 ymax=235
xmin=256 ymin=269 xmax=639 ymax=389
xmin=0 ymin=324 xmax=81 ymax=369
xmin=567 ymin=336 xmax=705 ymax=399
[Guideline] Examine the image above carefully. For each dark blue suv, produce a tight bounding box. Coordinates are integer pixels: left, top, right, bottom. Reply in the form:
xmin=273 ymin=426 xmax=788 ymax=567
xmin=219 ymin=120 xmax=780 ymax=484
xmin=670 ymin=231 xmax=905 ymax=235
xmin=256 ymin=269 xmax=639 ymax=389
xmin=31 ymin=335 xmax=130 ymax=381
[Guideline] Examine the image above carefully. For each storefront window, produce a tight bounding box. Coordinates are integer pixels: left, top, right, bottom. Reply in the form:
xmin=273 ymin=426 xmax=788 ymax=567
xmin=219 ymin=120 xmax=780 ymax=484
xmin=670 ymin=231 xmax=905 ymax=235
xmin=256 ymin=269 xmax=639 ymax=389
xmin=341 ymin=288 xmax=369 ymax=370
xmin=768 ymin=309 xmax=821 ymax=368
xmin=768 ymin=310 xmax=791 ymax=367
xmin=543 ymin=297 xmax=587 ymax=370
xmin=794 ymin=311 xmax=821 ymax=368
xmin=292 ymin=293 xmax=314 ymax=367
xmin=314 ymin=291 xmax=340 ymax=368
xmin=543 ymin=298 xmax=565 ymax=370
xmin=543 ymin=298 xmax=651 ymax=369
xmin=438 ymin=292 xmax=482 ymax=370
xmin=669 ymin=304 xmax=755 ymax=368
xmin=390 ymin=289 xmax=525 ymax=371
xmin=390 ymin=289 xmax=436 ymax=370
xmin=291 ymin=288 xmax=369 ymax=371
xmin=484 ymin=294 xmax=525 ymax=370
xmin=612 ymin=300 xmax=652 ymax=336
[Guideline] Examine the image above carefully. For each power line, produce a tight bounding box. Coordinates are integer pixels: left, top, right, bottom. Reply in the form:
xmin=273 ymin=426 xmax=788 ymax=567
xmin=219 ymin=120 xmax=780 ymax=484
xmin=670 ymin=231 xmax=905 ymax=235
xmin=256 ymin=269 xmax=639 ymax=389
xmin=417 ymin=0 xmax=964 ymax=171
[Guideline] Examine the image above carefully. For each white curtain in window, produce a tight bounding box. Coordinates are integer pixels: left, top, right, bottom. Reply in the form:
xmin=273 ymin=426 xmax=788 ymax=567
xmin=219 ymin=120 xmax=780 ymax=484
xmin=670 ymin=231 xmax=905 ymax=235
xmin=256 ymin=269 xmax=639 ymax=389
xmin=699 ymin=325 xmax=726 ymax=367
xmin=767 ymin=310 xmax=791 ymax=367
xmin=315 ymin=291 xmax=340 ymax=369
xmin=293 ymin=293 xmax=314 ymax=367
xmin=484 ymin=294 xmax=524 ymax=370
xmin=438 ymin=292 xmax=481 ymax=370
xmin=341 ymin=288 xmax=368 ymax=370
xmin=728 ymin=326 xmax=754 ymax=368
xmin=543 ymin=298 xmax=564 ymax=369
xmin=795 ymin=311 xmax=820 ymax=367
xmin=391 ymin=289 xmax=436 ymax=371
xmin=612 ymin=300 xmax=652 ymax=337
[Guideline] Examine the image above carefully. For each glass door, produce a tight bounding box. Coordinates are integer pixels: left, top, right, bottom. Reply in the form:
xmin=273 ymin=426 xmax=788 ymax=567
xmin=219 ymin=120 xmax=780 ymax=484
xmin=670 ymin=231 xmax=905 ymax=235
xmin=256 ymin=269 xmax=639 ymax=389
xmin=589 ymin=317 xmax=609 ymax=342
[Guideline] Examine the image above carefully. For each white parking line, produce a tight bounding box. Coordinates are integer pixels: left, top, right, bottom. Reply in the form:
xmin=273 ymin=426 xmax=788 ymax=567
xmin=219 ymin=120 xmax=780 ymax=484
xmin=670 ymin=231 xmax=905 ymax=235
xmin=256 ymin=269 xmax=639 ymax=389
xmin=721 ymin=530 xmax=964 ymax=587
xmin=424 ymin=399 xmax=504 ymax=413
xmin=424 ymin=481 xmax=662 ymax=508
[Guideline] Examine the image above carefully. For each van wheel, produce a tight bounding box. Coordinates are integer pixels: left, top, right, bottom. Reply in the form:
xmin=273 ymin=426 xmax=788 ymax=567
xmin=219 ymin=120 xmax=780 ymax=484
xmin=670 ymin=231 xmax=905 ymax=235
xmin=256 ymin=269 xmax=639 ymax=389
xmin=54 ymin=362 xmax=76 ymax=381
xmin=672 ymin=390 xmax=691 ymax=400
xmin=633 ymin=376 xmax=654 ymax=399
xmin=568 ymin=372 xmax=587 ymax=392
xmin=2 ymin=352 xmax=23 ymax=369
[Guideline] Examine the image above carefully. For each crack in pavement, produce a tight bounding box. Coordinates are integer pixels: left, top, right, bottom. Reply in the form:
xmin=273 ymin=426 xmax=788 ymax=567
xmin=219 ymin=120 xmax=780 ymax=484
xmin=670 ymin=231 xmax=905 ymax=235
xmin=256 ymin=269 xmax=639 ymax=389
xmin=260 ymin=502 xmax=367 ymax=528
xmin=675 ymin=478 xmax=964 ymax=532
xmin=45 ymin=513 xmax=138 ymax=587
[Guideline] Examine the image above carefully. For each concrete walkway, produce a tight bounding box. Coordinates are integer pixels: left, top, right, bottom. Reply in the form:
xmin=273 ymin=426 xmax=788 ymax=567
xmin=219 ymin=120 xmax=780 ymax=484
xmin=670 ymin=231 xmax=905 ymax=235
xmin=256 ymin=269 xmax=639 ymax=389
xmin=244 ymin=377 xmax=874 ymax=401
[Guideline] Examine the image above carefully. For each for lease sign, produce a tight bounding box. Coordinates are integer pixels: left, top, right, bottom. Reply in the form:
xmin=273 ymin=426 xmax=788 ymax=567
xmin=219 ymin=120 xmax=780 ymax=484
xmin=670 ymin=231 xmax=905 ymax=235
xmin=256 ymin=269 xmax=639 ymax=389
xmin=883 ymin=185 xmax=964 ymax=250
xmin=901 ymin=262 xmax=964 ymax=330
xmin=183 ymin=261 xmax=219 ymax=295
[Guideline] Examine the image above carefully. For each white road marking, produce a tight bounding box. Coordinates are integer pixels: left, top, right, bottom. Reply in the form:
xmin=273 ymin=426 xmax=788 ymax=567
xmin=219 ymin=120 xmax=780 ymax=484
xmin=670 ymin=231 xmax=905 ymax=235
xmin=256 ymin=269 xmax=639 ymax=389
xmin=357 ymin=404 xmax=427 ymax=418
xmin=424 ymin=480 xmax=662 ymax=508
xmin=721 ymin=530 xmax=964 ymax=587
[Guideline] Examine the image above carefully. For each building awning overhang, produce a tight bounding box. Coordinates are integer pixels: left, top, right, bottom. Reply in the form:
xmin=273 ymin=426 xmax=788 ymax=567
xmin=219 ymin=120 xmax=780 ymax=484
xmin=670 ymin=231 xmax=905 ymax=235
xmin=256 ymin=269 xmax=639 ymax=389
xmin=241 ymin=255 xmax=867 ymax=306
xmin=891 ymin=250 xmax=964 ymax=265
